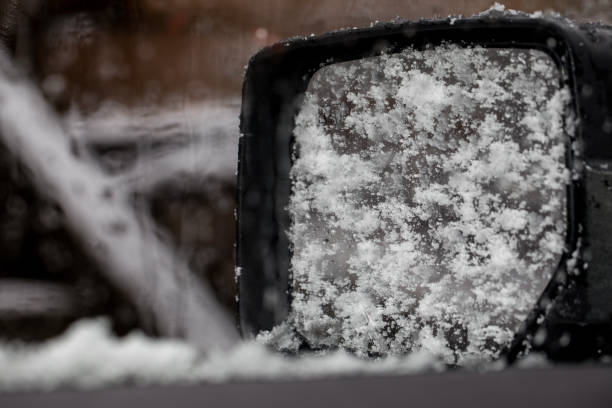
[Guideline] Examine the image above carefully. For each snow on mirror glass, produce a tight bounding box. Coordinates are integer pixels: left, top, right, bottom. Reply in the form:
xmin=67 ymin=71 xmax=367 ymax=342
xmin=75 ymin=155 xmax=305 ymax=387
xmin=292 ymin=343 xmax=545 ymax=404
xmin=284 ymin=45 xmax=571 ymax=363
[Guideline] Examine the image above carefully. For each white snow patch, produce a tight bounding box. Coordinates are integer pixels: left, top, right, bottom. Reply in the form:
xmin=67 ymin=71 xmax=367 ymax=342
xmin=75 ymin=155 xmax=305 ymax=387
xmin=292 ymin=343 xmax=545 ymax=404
xmin=0 ymin=319 xmax=443 ymax=392
xmin=483 ymin=2 xmax=507 ymax=14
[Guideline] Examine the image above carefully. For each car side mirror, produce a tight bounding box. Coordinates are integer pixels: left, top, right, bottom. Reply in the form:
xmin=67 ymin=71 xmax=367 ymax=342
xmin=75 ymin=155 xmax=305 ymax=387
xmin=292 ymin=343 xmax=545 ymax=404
xmin=237 ymin=12 xmax=612 ymax=362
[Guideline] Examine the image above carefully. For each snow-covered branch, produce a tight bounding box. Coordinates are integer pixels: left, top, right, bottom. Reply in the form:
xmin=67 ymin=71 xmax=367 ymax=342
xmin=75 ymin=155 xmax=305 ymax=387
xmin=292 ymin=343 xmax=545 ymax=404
xmin=0 ymin=55 xmax=239 ymax=351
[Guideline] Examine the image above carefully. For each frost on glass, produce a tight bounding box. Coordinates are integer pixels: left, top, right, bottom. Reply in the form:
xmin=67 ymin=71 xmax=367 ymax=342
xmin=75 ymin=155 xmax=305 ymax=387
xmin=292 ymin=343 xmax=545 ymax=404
xmin=284 ymin=45 xmax=571 ymax=363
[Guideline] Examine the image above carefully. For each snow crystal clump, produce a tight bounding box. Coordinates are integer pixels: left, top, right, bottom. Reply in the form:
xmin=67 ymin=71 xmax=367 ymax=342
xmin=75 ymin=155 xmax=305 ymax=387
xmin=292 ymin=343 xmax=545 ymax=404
xmin=285 ymin=44 xmax=572 ymax=363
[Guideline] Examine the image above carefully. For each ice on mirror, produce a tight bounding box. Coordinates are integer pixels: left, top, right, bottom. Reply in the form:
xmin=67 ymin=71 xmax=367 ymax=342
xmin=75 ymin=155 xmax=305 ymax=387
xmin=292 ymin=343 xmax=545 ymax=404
xmin=283 ymin=45 xmax=572 ymax=363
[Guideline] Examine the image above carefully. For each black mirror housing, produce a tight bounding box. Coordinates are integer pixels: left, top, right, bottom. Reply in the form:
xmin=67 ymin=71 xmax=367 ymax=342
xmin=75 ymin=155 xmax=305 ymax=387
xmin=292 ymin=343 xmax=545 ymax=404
xmin=237 ymin=11 xmax=612 ymax=361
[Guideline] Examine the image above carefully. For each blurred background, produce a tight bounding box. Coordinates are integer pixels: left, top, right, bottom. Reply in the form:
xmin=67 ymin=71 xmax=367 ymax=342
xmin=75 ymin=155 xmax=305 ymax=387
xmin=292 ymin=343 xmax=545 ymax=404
xmin=0 ymin=0 xmax=610 ymax=342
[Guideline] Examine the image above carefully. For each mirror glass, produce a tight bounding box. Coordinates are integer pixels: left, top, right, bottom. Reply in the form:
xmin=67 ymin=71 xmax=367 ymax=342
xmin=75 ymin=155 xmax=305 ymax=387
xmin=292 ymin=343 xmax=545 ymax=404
xmin=283 ymin=45 xmax=571 ymax=363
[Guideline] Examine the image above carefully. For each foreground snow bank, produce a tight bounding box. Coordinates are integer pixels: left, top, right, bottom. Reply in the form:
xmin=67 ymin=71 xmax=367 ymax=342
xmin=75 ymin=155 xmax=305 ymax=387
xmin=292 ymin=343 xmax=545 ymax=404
xmin=287 ymin=44 xmax=571 ymax=362
xmin=0 ymin=319 xmax=443 ymax=392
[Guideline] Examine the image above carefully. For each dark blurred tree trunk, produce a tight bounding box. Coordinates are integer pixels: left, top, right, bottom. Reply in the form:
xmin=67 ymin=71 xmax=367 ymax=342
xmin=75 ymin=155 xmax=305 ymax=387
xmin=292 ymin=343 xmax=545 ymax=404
xmin=0 ymin=0 xmax=21 ymax=53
